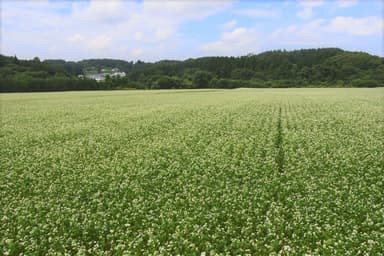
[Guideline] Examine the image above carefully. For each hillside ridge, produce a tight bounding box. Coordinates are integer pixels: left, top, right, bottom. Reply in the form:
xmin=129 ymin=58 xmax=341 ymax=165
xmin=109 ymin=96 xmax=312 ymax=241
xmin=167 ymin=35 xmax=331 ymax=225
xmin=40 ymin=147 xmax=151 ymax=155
xmin=1 ymin=48 xmax=383 ymax=92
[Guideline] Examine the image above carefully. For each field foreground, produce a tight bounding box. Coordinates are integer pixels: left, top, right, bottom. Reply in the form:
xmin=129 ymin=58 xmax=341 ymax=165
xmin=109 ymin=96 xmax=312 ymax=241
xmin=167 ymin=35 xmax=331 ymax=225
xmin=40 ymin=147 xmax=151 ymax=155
xmin=1 ymin=88 xmax=384 ymax=255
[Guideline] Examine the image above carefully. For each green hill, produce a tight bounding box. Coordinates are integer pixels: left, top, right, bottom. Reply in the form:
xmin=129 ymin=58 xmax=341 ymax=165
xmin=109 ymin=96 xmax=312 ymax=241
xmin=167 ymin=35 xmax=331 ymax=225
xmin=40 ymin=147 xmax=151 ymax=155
xmin=1 ymin=48 xmax=383 ymax=92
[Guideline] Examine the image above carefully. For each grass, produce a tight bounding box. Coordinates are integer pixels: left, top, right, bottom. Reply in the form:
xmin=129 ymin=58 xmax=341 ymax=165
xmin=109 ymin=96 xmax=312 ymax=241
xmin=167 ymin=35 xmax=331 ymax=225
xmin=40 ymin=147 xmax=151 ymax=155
xmin=1 ymin=88 xmax=384 ymax=255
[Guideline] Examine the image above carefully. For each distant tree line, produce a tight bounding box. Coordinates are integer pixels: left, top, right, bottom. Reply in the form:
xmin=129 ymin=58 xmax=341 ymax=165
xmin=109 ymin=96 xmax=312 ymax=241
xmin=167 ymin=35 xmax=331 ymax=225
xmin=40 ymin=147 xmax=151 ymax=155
xmin=1 ymin=48 xmax=383 ymax=92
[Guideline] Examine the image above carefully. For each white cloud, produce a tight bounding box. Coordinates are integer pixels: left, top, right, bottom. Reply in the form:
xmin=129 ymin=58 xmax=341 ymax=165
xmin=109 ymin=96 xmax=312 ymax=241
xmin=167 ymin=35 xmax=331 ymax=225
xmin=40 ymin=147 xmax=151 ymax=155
xmin=234 ymin=8 xmax=280 ymax=18
xmin=297 ymin=8 xmax=313 ymax=19
xmin=298 ymin=0 xmax=325 ymax=8
xmin=133 ymin=32 xmax=144 ymax=41
xmin=337 ymin=0 xmax=358 ymax=8
xmin=72 ymin=0 xmax=133 ymax=24
xmin=2 ymin=0 xmax=382 ymax=60
xmin=131 ymin=48 xmax=144 ymax=57
xmin=200 ymin=27 xmax=261 ymax=55
xmin=271 ymin=19 xmax=327 ymax=45
xmin=48 ymin=45 xmax=59 ymax=55
xmin=327 ymin=16 xmax=383 ymax=36
xmin=88 ymin=35 xmax=112 ymax=50
xmin=142 ymin=1 xmax=234 ymax=22
xmin=269 ymin=16 xmax=383 ymax=48
xmin=155 ymin=28 xmax=174 ymax=41
xmin=222 ymin=19 xmax=237 ymax=30
xmin=2 ymin=0 xmax=235 ymax=61
xmin=72 ymin=0 xmax=235 ymax=52
xmin=297 ymin=0 xmax=325 ymax=19
xmin=67 ymin=34 xmax=85 ymax=43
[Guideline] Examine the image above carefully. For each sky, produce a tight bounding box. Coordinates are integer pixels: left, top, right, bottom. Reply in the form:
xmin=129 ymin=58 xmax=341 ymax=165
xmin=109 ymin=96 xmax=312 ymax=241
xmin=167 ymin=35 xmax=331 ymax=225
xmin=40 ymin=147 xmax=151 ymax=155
xmin=1 ymin=0 xmax=383 ymax=62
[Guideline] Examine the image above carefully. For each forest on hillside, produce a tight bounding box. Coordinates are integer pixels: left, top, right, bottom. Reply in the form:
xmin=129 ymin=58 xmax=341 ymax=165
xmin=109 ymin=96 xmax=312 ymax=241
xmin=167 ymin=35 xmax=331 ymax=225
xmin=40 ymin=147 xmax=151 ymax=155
xmin=1 ymin=48 xmax=383 ymax=92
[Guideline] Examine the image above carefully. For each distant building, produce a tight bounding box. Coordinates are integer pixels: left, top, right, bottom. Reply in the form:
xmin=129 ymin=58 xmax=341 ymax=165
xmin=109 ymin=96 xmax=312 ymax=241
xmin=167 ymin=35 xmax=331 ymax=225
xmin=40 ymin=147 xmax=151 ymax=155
xmin=82 ymin=68 xmax=125 ymax=82
xmin=86 ymin=73 xmax=105 ymax=82
xmin=111 ymin=72 xmax=126 ymax=78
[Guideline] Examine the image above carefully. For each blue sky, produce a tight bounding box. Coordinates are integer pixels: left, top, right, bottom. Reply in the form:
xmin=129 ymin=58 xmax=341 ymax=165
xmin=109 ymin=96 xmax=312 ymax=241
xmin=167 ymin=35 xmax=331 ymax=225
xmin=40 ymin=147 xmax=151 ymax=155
xmin=1 ymin=0 xmax=383 ymax=61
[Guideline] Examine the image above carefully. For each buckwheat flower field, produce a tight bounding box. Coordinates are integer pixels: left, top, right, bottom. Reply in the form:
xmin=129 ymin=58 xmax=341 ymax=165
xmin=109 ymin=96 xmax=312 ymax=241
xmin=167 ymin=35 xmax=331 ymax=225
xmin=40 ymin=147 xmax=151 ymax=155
xmin=1 ymin=88 xmax=383 ymax=255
